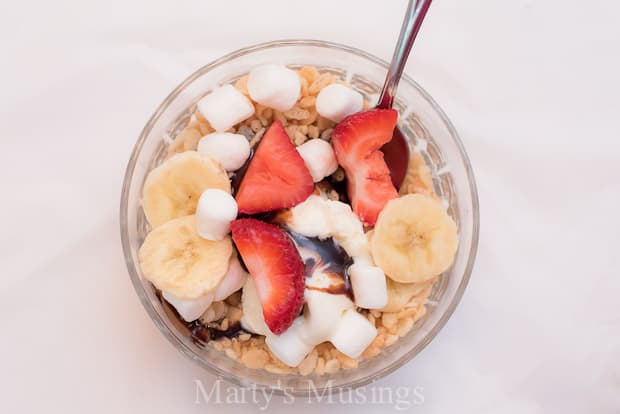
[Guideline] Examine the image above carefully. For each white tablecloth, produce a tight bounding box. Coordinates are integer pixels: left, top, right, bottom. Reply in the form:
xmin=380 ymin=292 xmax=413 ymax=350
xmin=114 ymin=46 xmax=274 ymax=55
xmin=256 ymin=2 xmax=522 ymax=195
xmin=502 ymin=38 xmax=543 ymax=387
xmin=1 ymin=0 xmax=618 ymax=412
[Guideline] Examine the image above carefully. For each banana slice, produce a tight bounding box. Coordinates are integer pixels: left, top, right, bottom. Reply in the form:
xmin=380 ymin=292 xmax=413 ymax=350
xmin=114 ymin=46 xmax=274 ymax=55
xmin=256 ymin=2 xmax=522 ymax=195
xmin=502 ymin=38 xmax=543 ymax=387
xmin=139 ymin=215 xmax=233 ymax=300
xmin=142 ymin=151 xmax=231 ymax=228
xmin=240 ymin=277 xmax=270 ymax=336
xmin=381 ymin=277 xmax=435 ymax=312
xmin=371 ymin=194 xmax=458 ymax=283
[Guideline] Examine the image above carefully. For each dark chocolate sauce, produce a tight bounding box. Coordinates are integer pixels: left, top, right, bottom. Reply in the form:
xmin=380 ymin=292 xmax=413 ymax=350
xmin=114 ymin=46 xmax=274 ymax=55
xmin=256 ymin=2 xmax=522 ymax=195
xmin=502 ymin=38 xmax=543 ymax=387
xmin=288 ymin=232 xmax=348 ymax=275
xmin=287 ymin=232 xmax=354 ymax=301
xmin=306 ymin=272 xmax=354 ymax=299
xmin=157 ymin=291 xmax=250 ymax=347
xmin=323 ymin=176 xmax=350 ymax=204
xmin=187 ymin=320 xmax=246 ymax=343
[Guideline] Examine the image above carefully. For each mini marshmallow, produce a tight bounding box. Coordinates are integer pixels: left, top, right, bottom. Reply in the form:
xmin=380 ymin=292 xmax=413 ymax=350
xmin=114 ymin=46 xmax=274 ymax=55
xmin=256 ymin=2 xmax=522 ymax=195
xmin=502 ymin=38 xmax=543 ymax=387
xmin=296 ymin=139 xmax=339 ymax=182
xmin=195 ymin=189 xmax=238 ymax=240
xmin=265 ymin=318 xmax=314 ymax=367
xmin=348 ymin=263 xmax=388 ymax=309
xmin=330 ymin=309 xmax=378 ymax=359
xmin=247 ymin=64 xmax=300 ymax=111
xmin=316 ymin=83 xmax=364 ymax=122
xmin=197 ymin=133 xmax=251 ymax=171
xmin=197 ymin=84 xmax=254 ymax=132
xmin=213 ymin=256 xmax=247 ymax=301
xmin=163 ymin=291 xmax=214 ymax=322
xmin=303 ymin=289 xmax=354 ymax=344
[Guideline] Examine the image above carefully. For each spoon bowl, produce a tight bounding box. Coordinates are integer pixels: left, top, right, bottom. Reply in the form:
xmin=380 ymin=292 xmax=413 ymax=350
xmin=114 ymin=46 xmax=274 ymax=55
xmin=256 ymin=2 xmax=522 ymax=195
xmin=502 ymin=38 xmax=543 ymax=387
xmin=378 ymin=0 xmax=432 ymax=189
xmin=381 ymin=127 xmax=410 ymax=188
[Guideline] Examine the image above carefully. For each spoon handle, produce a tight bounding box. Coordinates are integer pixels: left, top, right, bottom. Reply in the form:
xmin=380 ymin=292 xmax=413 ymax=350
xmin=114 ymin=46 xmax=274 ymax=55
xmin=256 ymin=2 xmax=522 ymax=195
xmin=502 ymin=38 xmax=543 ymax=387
xmin=377 ymin=0 xmax=433 ymax=109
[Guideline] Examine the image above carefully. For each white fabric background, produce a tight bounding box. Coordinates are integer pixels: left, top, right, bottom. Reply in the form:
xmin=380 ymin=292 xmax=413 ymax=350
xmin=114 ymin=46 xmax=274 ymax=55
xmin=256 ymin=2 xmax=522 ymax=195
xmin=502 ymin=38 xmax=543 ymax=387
xmin=1 ymin=0 xmax=618 ymax=412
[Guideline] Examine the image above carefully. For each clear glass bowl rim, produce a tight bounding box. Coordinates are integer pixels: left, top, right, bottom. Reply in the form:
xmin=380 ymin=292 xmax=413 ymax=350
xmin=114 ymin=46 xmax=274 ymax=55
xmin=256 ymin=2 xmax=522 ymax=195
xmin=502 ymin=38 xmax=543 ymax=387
xmin=120 ymin=39 xmax=480 ymax=394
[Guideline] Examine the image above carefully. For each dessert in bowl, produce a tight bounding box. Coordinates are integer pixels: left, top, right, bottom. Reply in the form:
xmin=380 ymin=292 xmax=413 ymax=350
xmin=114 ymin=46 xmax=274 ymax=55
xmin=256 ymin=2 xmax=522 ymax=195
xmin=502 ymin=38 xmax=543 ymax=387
xmin=120 ymin=40 xmax=479 ymax=394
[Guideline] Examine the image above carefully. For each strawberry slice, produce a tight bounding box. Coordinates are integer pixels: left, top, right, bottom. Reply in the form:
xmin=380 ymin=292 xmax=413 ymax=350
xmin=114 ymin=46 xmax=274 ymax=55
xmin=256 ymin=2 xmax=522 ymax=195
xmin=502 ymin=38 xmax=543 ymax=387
xmin=231 ymin=218 xmax=305 ymax=335
xmin=235 ymin=120 xmax=314 ymax=214
xmin=332 ymin=109 xmax=399 ymax=226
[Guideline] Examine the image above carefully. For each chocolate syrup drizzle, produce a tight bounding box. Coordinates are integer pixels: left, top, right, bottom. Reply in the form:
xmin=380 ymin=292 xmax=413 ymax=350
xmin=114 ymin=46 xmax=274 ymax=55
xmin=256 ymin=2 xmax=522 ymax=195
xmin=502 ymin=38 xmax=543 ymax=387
xmin=287 ymin=232 xmax=354 ymax=301
xmin=157 ymin=290 xmax=248 ymax=346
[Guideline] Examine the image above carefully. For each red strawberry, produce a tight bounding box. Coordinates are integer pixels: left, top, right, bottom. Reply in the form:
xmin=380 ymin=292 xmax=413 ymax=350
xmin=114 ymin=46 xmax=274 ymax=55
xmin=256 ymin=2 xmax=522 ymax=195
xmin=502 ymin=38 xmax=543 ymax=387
xmin=235 ymin=120 xmax=314 ymax=214
xmin=332 ymin=109 xmax=399 ymax=226
xmin=231 ymin=218 xmax=305 ymax=335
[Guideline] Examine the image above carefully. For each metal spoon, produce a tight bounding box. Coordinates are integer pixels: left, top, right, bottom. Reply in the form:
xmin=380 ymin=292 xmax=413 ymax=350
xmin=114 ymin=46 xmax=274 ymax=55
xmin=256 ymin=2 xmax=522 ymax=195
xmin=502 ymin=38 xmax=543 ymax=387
xmin=378 ymin=0 xmax=432 ymax=189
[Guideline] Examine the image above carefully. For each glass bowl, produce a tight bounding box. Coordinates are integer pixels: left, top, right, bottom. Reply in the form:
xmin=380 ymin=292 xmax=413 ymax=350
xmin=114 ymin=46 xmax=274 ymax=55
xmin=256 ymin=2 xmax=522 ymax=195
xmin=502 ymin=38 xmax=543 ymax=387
xmin=120 ymin=39 xmax=479 ymax=395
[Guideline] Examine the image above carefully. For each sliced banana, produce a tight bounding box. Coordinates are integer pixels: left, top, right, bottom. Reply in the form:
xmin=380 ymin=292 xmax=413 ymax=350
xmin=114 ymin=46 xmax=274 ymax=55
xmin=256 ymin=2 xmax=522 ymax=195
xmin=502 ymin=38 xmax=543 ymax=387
xmin=240 ymin=277 xmax=270 ymax=336
xmin=139 ymin=215 xmax=233 ymax=300
xmin=371 ymin=194 xmax=458 ymax=283
xmin=381 ymin=277 xmax=435 ymax=312
xmin=142 ymin=151 xmax=231 ymax=228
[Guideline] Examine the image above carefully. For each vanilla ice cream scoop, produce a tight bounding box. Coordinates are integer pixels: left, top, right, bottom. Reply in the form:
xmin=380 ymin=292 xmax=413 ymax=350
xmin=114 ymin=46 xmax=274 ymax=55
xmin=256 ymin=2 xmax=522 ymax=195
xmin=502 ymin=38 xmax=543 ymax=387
xmin=285 ymin=195 xmax=371 ymax=260
xmin=281 ymin=195 xmax=332 ymax=239
xmin=197 ymin=85 xmax=255 ymax=132
xmin=282 ymin=195 xmax=389 ymax=310
xmin=237 ymin=195 xmax=387 ymax=366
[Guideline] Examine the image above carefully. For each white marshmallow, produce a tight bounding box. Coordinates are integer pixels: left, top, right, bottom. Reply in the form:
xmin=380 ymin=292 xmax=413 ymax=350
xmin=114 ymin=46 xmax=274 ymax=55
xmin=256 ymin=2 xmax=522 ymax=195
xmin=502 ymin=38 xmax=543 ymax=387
xmin=296 ymin=139 xmax=339 ymax=182
xmin=330 ymin=309 xmax=378 ymax=358
xmin=247 ymin=64 xmax=300 ymax=111
xmin=265 ymin=318 xmax=314 ymax=367
xmin=197 ymin=84 xmax=254 ymax=132
xmin=303 ymin=290 xmax=354 ymax=344
xmin=348 ymin=263 xmax=388 ymax=309
xmin=163 ymin=290 xmax=214 ymax=322
xmin=316 ymin=83 xmax=364 ymax=122
xmin=197 ymin=133 xmax=251 ymax=171
xmin=195 ymin=189 xmax=238 ymax=240
xmin=213 ymin=256 xmax=247 ymax=301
